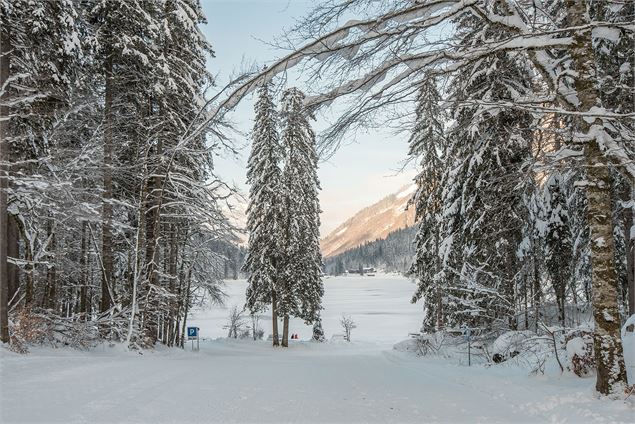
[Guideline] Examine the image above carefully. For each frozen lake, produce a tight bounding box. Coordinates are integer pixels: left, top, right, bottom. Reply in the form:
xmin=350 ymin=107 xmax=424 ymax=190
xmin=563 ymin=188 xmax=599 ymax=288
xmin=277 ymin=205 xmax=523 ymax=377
xmin=188 ymin=274 xmax=423 ymax=343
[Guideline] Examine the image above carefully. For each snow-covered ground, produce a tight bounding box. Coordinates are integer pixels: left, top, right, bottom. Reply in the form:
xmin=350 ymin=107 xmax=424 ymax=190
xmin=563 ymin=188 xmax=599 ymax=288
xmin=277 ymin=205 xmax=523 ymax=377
xmin=1 ymin=275 xmax=633 ymax=423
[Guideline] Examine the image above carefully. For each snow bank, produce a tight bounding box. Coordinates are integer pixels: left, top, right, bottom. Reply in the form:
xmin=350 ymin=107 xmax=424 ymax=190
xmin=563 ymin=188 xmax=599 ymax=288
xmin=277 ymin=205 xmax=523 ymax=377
xmin=622 ymin=314 xmax=635 ymax=384
xmin=3 ymin=338 xmax=633 ymax=423
xmin=492 ymin=330 xmax=536 ymax=359
xmin=393 ymin=338 xmax=421 ymax=355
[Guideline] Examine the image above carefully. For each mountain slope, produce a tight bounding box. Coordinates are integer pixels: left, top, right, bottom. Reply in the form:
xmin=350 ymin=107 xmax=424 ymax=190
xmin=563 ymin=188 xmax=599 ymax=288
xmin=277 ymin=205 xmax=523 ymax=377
xmin=321 ymin=184 xmax=416 ymax=257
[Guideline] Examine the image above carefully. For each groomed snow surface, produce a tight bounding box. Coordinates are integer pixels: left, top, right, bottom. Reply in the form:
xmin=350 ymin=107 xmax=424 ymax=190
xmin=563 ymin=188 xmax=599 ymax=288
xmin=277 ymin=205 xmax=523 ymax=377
xmin=1 ymin=275 xmax=633 ymax=423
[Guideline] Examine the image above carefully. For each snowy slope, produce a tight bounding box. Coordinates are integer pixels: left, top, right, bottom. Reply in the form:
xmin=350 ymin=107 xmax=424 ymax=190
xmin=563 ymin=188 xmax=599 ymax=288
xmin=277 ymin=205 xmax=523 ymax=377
xmin=2 ymin=275 xmax=633 ymax=423
xmin=321 ymin=184 xmax=416 ymax=257
xmin=2 ymin=338 xmax=632 ymax=423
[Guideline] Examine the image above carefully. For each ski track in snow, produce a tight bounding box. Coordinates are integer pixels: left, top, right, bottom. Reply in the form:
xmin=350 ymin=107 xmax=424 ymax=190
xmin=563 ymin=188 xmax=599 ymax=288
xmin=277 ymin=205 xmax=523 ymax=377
xmin=1 ymin=275 xmax=633 ymax=423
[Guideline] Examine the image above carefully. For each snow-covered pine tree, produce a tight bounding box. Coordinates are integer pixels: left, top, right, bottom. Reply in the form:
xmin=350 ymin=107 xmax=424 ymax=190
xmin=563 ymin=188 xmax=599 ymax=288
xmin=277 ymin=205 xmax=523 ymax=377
xmin=0 ymin=0 xmax=83 ymax=336
xmin=86 ymin=0 xmax=161 ymax=331
xmin=279 ymin=87 xmax=323 ymax=347
xmin=243 ymin=80 xmax=284 ymax=346
xmin=139 ymin=0 xmax=219 ymax=346
xmin=408 ymin=77 xmax=446 ymax=333
xmin=437 ymin=11 xmax=535 ymax=333
xmin=312 ymin=316 xmax=325 ymax=342
xmin=543 ymin=172 xmax=574 ymax=326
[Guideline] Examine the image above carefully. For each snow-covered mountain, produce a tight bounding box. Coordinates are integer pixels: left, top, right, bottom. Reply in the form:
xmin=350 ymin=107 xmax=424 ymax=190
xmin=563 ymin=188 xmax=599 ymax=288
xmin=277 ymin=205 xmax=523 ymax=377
xmin=321 ymin=184 xmax=417 ymax=257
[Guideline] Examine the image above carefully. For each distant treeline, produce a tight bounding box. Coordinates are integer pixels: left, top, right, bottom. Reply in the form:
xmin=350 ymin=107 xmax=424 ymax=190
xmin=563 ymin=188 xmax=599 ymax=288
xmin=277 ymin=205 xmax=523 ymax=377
xmin=211 ymin=241 xmax=247 ymax=280
xmin=323 ymin=226 xmax=417 ymax=275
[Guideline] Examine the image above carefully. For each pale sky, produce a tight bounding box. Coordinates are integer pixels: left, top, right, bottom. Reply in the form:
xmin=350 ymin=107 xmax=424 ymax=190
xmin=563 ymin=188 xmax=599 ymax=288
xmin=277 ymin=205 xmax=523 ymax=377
xmin=201 ymin=0 xmax=417 ymax=234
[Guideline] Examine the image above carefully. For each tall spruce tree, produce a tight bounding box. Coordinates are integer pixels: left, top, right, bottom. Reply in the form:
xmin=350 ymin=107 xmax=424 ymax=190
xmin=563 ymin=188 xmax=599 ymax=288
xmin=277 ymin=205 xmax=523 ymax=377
xmin=543 ymin=172 xmax=574 ymax=326
xmin=279 ymin=87 xmax=323 ymax=347
xmin=409 ymin=78 xmax=445 ymax=333
xmin=435 ymin=12 xmax=535 ymax=332
xmin=243 ymin=81 xmax=284 ymax=346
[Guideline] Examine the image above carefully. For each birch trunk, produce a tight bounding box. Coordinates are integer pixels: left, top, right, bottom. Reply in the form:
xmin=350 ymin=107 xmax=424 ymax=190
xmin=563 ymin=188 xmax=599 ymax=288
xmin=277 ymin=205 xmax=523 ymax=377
xmin=565 ymin=0 xmax=627 ymax=395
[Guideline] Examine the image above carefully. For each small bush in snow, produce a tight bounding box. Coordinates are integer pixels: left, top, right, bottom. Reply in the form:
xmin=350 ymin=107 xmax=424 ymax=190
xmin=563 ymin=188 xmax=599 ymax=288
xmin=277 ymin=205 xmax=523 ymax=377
xmin=239 ymin=328 xmax=252 ymax=339
xmin=340 ymin=314 xmax=356 ymax=342
xmin=9 ymin=309 xmax=101 ymax=353
xmin=312 ymin=318 xmax=325 ymax=342
xmin=415 ymin=333 xmax=446 ymax=356
xmin=224 ymin=306 xmax=248 ymax=339
xmin=250 ymin=315 xmax=264 ymax=340
xmin=565 ymin=328 xmax=595 ymax=377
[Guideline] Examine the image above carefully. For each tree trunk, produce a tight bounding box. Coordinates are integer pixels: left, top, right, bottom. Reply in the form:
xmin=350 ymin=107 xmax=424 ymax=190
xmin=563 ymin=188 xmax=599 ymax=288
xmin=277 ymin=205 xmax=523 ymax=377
xmin=14 ymin=211 xmax=34 ymax=307
xmin=533 ymin=244 xmax=542 ymax=333
xmin=627 ymin=185 xmax=634 ymax=316
xmin=0 ymin=26 xmax=10 ymax=344
xmin=585 ymin=140 xmax=628 ymax=395
xmin=44 ymin=217 xmax=56 ymax=310
xmin=101 ymin=53 xmax=114 ymax=313
xmin=7 ymin=214 xmax=19 ymax=303
xmin=180 ymin=266 xmax=193 ymax=349
xmin=281 ymin=315 xmax=289 ymax=347
xmin=79 ymin=222 xmax=88 ymax=318
xmin=167 ymin=224 xmax=178 ymax=346
xmin=142 ymin=115 xmax=163 ymax=344
xmin=565 ymin=0 xmax=627 ymax=395
xmin=271 ymin=290 xmax=279 ymax=346
xmin=434 ymin=229 xmax=443 ymax=331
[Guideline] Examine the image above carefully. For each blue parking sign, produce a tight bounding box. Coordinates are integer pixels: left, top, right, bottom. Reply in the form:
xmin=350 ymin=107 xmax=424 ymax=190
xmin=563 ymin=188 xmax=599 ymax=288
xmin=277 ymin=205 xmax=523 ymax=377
xmin=187 ymin=327 xmax=199 ymax=339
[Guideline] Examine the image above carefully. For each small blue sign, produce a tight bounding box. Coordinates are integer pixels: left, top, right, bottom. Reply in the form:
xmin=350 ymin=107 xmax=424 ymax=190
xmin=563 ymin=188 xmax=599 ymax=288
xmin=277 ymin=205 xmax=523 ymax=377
xmin=461 ymin=326 xmax=471 ymax=341
xmin=187 ymin=327 xmax=199 ymax=339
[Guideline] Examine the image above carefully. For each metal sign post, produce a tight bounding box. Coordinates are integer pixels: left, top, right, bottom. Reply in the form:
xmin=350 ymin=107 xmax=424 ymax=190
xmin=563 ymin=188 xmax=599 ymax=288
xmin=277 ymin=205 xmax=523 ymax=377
xmin=187 ymin=326 xmax=199 ymax=351
xmin=462 ymin=326 xmax=471 ymax=366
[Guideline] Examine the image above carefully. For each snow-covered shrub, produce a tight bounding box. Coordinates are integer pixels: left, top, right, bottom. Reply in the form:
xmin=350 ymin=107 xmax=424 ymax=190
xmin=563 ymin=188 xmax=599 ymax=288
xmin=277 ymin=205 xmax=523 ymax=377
xmin=492 ymin=331 xmax=535 ymax=363
xmin=11 ymin=309 xmax=52 ymax=348
xmin=490 ymin=330 xmax=556 ymax=374
xmin=340 ymin=314 xmax=356 ymax=342
xmin=393 ymin=333 xmax=447 ymax=356
xmin=224 ymin=306 xmax=248 ymax=339
xmin=252 ymin=327 xmax=265 ymax=340
xmin=250 ymin=315 xmax=264 ymax=340
xmin=565 ymin=327 xmax=595 ymax=377
xmin=10 ymin=309 xmax=100 ymax=353
xmin=416 ymin=333 xmax=446 ymax=356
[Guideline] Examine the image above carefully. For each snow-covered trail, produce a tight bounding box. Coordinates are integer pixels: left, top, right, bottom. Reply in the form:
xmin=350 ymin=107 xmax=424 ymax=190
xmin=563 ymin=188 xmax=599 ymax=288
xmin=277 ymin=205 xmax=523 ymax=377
xmin=1 ymin=339 xmax=632 ymax=423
